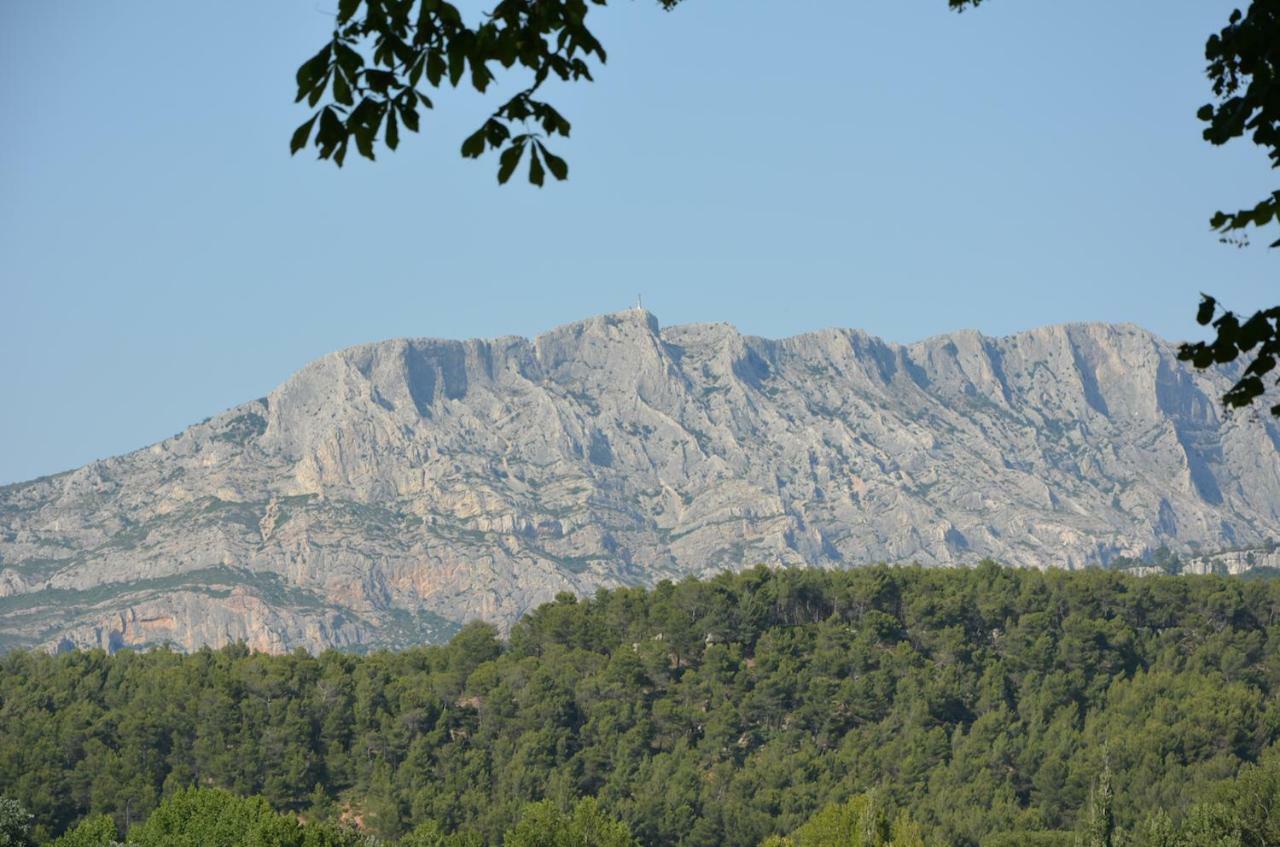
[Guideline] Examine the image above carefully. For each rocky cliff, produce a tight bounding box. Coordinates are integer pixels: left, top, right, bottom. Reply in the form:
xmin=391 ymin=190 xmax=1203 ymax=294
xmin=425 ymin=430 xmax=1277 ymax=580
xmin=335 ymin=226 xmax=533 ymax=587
xmin=2 ymin=311 xmax=1278 ymax=653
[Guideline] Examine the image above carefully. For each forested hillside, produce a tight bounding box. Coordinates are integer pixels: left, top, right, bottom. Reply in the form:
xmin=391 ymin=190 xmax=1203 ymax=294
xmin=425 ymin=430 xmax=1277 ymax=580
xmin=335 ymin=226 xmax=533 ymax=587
xmin=2 ymin=564 xmax=1280 ymax=846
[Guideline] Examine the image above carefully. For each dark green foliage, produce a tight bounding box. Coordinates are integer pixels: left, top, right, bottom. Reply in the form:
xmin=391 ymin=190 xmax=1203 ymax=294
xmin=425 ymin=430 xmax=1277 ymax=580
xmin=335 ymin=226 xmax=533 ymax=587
xmin=1082 ymin=758 xmax=1114 ymax=847
xmin=980 ymin=834 xmax=1072 ymax=847
xmin=291 ymin=0 xmax=686 ymax=182
xmin=1181 ymin=4 xmax=1279 ymax=417
xmin=1185 ymin=744 xmax=1280 ymax=847
xmin=4 ymin=565 xmax=1280 ymax=846
xmin=504 ymin=798 xmax=636 ymax=847
xmin=1106 ymin=546 xmax=1184 ymax=576
xmin=1178 ymin=297 xmax=1280 ymax=417
xmin=125 ymin=787 xmax=350 ymax=847
xmin=40 ymin=788 xmax=373 ymax=847
xmin=401 ymin=818 xmax=485 ymax=847
xmin=1121 ymin=752 xmax=1280 ymax=847
xmin=44 ymin=814 xmax=115 ymax=847
xmin=212 ymin=413 xmax=267 ymax=445
xmin=1197 ymin=2 xmax=1280 ymax=249
xmin=0 ymin=797 xmax=33 ymax=847
xmin=773 ymin=792 xmax=925 ymax=847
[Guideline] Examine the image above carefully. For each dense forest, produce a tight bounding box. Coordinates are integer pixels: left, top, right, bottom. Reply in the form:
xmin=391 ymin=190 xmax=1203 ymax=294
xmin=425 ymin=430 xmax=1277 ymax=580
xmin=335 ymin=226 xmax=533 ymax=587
xmin=2 ymin=564 xmax=1280 ymax=846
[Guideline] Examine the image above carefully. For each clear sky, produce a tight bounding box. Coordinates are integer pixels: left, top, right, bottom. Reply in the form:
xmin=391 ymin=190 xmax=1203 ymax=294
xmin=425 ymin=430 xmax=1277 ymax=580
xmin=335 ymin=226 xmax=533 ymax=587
xmin=1 ymin=1 xmax=1274 ymax=484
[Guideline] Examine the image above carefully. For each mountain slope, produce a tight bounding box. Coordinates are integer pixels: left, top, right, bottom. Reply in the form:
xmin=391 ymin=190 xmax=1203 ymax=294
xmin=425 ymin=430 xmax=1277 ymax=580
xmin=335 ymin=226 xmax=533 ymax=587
xmin=2 ymin=311 xmax=1278 ymax=652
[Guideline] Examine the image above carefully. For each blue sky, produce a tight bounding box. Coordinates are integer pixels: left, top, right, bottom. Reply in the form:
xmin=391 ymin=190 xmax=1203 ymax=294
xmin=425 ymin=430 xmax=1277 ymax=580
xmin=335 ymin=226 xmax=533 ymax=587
xmin=1 ymin=0 xmax=1274 ymax=484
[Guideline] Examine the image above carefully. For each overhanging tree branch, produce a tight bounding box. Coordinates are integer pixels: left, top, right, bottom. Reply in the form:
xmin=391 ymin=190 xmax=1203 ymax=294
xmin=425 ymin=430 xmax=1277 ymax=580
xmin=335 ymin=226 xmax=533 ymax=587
xmin=291 ymin=0 xmax=684 ymax=185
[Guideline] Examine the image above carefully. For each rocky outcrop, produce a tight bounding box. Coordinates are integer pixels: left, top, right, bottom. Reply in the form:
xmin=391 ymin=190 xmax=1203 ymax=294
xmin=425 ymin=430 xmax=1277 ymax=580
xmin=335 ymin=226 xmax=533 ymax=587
xmin=2 ymin=311 xmax=1277 ymax=653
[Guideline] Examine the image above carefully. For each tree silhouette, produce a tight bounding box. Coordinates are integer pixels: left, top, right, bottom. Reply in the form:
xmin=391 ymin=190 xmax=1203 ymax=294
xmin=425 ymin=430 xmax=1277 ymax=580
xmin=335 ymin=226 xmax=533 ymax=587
xmin=291 ymin=0 xmax=683 ymax=184
xmin=1174 ymin=3 xmax=1279 ymax=418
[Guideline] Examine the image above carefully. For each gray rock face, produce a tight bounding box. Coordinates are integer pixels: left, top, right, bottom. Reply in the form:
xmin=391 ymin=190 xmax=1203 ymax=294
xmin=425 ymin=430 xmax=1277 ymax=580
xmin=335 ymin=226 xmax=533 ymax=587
xmin=2 ymin=311 xmax=1278 ymax=653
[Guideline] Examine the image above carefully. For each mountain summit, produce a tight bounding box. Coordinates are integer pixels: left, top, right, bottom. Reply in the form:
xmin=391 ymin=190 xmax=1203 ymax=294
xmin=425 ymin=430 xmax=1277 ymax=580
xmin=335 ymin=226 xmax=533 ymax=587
xmin=3 ymin=311 xmax=1278 ymax=653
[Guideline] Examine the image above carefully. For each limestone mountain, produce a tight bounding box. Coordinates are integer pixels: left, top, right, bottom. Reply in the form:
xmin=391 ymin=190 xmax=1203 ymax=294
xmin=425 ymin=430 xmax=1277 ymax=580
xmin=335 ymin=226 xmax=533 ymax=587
xmin=2 ymin=311 xmax=1278 ymax=653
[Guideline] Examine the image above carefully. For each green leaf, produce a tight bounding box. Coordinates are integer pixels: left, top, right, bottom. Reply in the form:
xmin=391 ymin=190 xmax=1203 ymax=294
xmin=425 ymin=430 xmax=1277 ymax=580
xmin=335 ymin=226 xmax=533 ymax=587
xmin=542 ymin=147 xmax=569 ymax=181
xmin=408 ymin=54 xmax=425 ymax=88
xmin=470 ymin=59 xmax=492 ymax=93
xmin=386 ymin=34 xmax=415 ymax=67
xmin=337 ymin=0 xmax=361 ymax=23
xmin=1246 ymin=353 xmax=1275 ymax=376
xmin=484 ymin=119 xmax=510 ymax=146
xmin=426 ymin=50 xmax=446 ymax=86
xmin=438 ymin=2 xmax=462 ymax=27
xmin=495 ymin=31 xmax=518 ymax=67
xmin=398 ymin=100 xmax=420 ymax=133
xmin=528 ymin=147 xmax=545 ymax=187
xmin=290 ymin=114 xmax=319 ymax=155
xmin=316 ymin=107 xmax=345 ymax=159
xmin=461 ymin=128 xmax=487 ymax=159
xmin=364 ymin=69 xmax=397 ymax=93
xmin=354 ymin=128 xmax=377 ymax=160
xmin=1197 ymin=296 xmax=1217 ymax=325
xmin=497 ymin=142 xmax=524 ymax=184
xmin=349 ymin=100 xmax=382 ymax=159
xmin=307 ymin=71 xmax=332 ymax=107
xmin=348 ymin=97 xmax=379 ymax=131
xmin=336 ymin=42 xmax=365 ymax=78
xmin=333 ymin=70 xmax=354 ymax=106
xmin=447 ymin=44 xmax=466 ymax=87
xmin=295 ymin=44 xmax=332 ymax=101
xmin=385 ymin=109 xmax=399 ymax=150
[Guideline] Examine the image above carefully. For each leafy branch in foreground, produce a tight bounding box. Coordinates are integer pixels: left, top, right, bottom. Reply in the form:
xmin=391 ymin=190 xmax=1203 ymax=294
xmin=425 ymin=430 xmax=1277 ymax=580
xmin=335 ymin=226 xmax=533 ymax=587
xmin=1180 ymin=297 xmax=1280 ymax=416
xmin=1181 ymin=2 xmax=1280 ymax=417
xmin=1198 ymin=3 xmax=1280 ymax=249
xmin=290 ymin=0 xmax=682 ymax=185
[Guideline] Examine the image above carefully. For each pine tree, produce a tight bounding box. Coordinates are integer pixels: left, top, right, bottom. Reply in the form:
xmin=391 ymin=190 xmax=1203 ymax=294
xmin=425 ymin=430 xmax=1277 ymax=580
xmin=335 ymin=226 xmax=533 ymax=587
xmin=1084 ymin=756 xmax=1115 ymax=847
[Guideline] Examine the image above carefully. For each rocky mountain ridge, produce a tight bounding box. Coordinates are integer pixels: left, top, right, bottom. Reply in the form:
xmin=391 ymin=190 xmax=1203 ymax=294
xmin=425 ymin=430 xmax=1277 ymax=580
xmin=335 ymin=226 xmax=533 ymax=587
xmin=2 ymin=311 xmax=1278 ymax=653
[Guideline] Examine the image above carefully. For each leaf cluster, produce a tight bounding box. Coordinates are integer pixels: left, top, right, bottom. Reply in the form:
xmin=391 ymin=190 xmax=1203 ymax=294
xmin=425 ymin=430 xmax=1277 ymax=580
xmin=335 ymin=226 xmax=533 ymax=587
xmin=292 ymin=0 xmax=684 ymax=184
xmin=1178 ymin=297 xmax=1280 ymax=416
xmin=1198 ymin=1 xmax=1280 ymax=247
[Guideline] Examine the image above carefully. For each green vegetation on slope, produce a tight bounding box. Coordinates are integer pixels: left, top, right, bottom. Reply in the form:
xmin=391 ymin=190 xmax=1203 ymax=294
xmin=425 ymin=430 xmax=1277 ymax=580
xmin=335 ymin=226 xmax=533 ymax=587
xmin=2 ymin=564 xmax=1279 ymax=846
